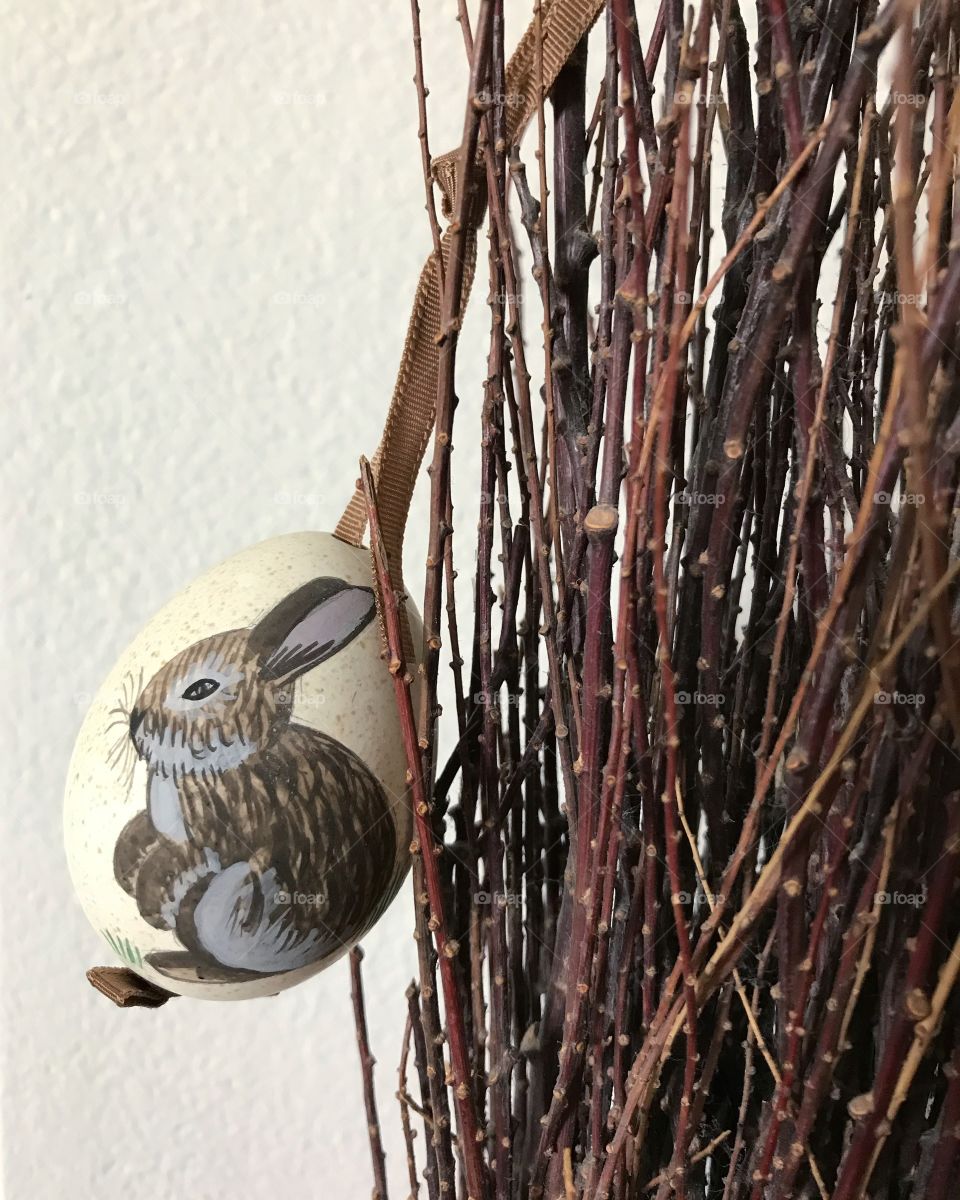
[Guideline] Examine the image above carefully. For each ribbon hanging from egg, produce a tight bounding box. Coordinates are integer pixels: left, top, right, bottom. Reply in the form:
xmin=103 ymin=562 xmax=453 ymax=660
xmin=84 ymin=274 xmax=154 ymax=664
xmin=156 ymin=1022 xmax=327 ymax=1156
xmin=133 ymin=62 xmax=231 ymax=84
xmin=72 ymin=0 xmax=606 ymax=1006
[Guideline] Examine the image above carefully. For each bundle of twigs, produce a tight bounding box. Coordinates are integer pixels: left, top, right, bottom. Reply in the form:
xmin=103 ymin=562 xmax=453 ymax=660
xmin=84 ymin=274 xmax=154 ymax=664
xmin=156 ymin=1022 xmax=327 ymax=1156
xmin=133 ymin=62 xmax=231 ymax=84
xmin=350 ymin=1 xmax=960 ymax=1197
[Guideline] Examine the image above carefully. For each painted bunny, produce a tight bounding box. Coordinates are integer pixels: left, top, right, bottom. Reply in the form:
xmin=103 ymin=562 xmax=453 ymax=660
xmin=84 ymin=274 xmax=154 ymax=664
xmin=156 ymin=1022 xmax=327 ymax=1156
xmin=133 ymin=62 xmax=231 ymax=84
xmin=113 ymin=577 xmax=400 ymax=985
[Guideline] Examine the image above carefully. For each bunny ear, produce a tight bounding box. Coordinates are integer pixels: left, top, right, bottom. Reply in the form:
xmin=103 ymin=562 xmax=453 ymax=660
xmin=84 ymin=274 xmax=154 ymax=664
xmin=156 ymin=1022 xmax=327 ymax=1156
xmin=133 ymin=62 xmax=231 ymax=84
xmin=249 ymin=578 xmax=377 ymax=683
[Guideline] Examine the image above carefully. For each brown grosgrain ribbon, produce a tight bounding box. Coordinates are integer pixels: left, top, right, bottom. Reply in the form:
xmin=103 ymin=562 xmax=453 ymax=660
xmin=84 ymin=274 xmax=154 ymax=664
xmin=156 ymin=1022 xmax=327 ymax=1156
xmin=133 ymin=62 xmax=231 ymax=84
xmin=334 ymin=0 xmax=606 ymax=581
xmin=88 ymin=0 xmax=604 ymax=1007
xmin=87 ymin=966 xmax=173 ymax=1008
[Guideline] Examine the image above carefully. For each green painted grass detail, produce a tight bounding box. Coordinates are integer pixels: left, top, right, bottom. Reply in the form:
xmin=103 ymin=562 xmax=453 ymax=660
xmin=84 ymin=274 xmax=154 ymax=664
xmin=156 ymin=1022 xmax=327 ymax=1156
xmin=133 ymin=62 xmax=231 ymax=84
xmin=100 ymin=927 xmax=144 ymax=968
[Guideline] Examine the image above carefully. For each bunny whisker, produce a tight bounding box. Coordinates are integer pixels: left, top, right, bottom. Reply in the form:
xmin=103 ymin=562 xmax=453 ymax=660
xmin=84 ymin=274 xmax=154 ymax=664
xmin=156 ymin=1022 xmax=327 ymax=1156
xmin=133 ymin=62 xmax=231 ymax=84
xmin=106 ymin=728 xmax=137 ymax=791
xmin=107 ymin=735 xmax=128 ymax=772
xmin=124 ymin=666 xmax=142 ymax=706
xmin=109 ymin=669 xmax=142 ymax=733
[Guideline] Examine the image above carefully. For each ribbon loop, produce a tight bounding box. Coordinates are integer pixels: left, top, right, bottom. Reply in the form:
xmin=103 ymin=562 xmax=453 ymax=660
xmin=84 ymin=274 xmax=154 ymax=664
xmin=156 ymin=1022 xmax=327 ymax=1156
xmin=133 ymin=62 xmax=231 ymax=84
xmin=335 ymin=0 xmax=605 ymax=588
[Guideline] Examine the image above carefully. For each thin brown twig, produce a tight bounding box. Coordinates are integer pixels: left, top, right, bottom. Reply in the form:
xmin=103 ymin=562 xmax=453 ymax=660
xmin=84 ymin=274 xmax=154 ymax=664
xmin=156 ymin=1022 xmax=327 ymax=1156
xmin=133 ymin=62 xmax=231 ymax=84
xmin=350 ymin=947 xmax=390 ymax=1200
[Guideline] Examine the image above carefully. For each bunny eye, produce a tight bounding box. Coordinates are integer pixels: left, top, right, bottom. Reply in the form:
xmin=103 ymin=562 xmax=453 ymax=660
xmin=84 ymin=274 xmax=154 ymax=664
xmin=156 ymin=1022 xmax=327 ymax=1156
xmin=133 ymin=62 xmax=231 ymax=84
xmin=181 ymin=677 xmax=221 ymax=702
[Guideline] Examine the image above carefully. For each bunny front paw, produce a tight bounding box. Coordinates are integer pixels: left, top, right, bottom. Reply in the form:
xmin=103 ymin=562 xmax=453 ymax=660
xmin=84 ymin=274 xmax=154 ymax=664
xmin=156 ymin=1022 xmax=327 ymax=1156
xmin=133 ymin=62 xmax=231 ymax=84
xmin=128 ymin=840 xmax=221 ymax=931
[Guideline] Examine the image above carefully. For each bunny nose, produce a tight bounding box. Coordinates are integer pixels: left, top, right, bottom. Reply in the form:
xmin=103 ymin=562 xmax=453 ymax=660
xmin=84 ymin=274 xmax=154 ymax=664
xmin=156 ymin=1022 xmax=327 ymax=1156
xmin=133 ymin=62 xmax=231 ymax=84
xmin=129 ymin=708 xmax=144 ymax=738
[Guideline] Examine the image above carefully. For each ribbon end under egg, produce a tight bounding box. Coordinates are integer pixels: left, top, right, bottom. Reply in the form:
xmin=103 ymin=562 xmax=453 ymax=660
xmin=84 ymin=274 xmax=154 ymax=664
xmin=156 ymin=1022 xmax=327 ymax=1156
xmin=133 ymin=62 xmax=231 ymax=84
xmin=86 ymin=966 xmax=174 ymax=1009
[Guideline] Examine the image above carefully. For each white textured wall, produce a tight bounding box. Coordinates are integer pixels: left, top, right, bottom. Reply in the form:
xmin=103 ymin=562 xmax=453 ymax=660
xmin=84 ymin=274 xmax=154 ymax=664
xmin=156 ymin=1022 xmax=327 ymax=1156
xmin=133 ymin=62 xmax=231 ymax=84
xmin=3 ymin=2 xmax=612 ymax=1196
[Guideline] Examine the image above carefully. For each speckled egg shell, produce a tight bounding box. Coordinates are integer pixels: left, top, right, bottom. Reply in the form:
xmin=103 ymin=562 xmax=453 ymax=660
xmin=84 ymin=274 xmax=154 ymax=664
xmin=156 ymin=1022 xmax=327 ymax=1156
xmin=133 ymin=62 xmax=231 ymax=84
xmin=64 ymin=532 xmax=416 ymax=1001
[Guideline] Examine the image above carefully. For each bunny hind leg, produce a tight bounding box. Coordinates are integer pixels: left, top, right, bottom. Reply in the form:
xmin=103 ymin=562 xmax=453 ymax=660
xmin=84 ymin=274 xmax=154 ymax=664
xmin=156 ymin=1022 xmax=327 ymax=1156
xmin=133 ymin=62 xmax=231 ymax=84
xmin=134 ymin=842 xmax=222 ymax=931
xmin=187 ymin=861 xmax=332 ymax=975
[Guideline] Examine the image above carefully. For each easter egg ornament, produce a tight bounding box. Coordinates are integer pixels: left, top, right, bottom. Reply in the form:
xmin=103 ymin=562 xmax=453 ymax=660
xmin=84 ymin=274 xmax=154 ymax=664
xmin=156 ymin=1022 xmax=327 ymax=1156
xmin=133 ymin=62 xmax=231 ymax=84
xmin=66 ymin=0 xmax=605 ymax=1005
xmin=66 ymin=533 xmax=416 ymax=1001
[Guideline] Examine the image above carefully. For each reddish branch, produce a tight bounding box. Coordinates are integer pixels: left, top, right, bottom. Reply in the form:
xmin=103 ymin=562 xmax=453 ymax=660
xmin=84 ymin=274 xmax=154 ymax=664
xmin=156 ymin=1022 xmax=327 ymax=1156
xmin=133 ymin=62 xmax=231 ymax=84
xmin=362 ymin=463 xmax=489 ymax=1200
